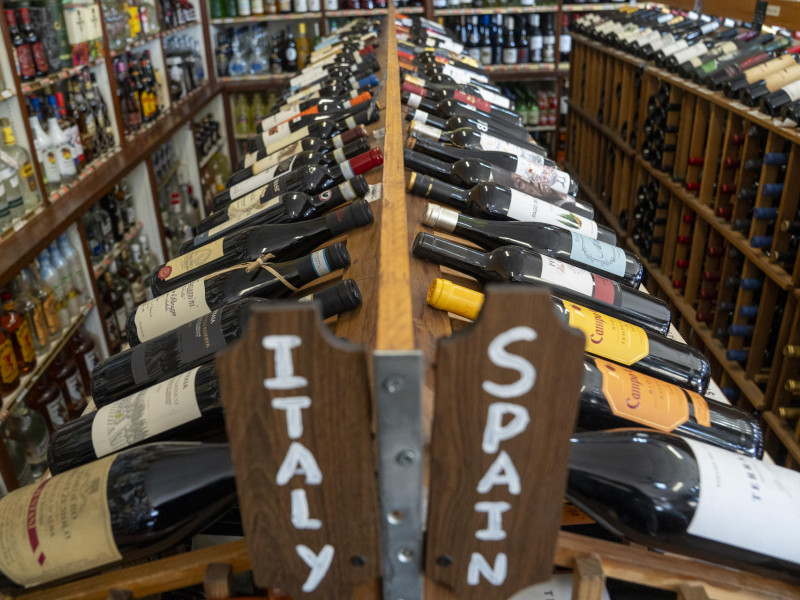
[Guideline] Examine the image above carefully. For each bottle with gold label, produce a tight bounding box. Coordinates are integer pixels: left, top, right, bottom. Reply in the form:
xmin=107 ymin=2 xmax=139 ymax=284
xmin=426 ymin=278 xmax=710 ymax=393
xmin=0 ymin=118 xmax=41 ymax=212
xmin=0 ymin=323 xmax=20 ymax=397
xmin=12 ymin=276 xmax=48 ymax=351
xmin=21 ymin=267 xmax=60 ymax=337
xmin=0 ymin=291 xmax=36 ymax=374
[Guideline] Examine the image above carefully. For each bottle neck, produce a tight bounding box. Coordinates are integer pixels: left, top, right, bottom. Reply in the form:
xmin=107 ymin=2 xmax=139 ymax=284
xmin=407 ymin=172 xmax=469 ymax=210
xmin=403 ymin=149 xmax=453 ymax=180
xmin=412 ymin=233 xmax=488 ymax=278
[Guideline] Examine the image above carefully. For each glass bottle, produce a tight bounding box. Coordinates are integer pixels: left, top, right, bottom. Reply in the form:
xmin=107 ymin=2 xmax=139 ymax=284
xmin=50 ymin=353 xmax=88 ymax=419
xmin=0 ymin=290 xmax=36 ymax=373
xmin=2 ymin=167 xmax=24 ymax=222
xmin=12 ymin=275 xmax=48 ymax=351
xmin=29 ymin=97 xmax=61 ymax=192
xmin=3 ymin=402 xmax=49 ymax=479
xmin=45 ymin=99 xmax=77 ymax=183
xmin=0 ymin=322 xmax=20 ymax=396
xmin=6 ymin=9 xmax=36 ymax=81
xmin=48 ymin=242 xmax=80 ymax=318
xmin=54 ymin=93 xmax=85 ymax=174
xmin=22 ymin=266 xmax=60 ymax=336
xmin=28 ymin=376 xmax=70 ymax=432
xmin=0 ymin=117 xmax=41 ymax=211
xmin=38 ymin=252 xmax=70 ymax=329
xmin=70 ymin=329 xmax=97 ymax=393
xmin=103 ymin=271 xmax=128 ymax=340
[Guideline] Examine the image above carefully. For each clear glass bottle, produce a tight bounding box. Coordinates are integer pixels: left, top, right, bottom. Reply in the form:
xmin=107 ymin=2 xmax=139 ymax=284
xmin=0 ymin=117 xmax=41 ymax=212
xmin=38 ymin=252 xmax=70 ymax=329
xmin=4 ymin=401 xmax=49 ymax=479
xmin=1 ymin=167 xmax=23 ymax=222
xmin=48 ymin=243 xmax=80 ymax=318
xmin=29 ymin=98 xmax=61 ymax=192
xmin=22 ymin=266 xmax=61 ymax=337
xmin=12 ymin=275 xmax=49 ymax=351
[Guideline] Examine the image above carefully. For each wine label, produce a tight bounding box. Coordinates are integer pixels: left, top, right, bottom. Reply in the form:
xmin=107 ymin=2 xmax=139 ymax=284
xmin=231 ymin=156 xmax=298 ymax=202
xmin=479 ymin=134 xmax=544 ymax=165
xmin=686 ymin=438 xmax=800 ymax=564
xmin=763 ymin=64 xmax=800 ymax=93
xmin=406 ymin=93 xmax=423 ymax=109
xmin=250 ymin=141 xmax=305 ymax=173
xmin=562 ymin=501 xmax=595 ymax=526
xmin=412 ymin=121 xmax=442 ymax=142
xmin=0 ymin=455 xmax=122 ymax=586
xmin=92 ymin=368 xmax=203 ymax=457
xmin=265 ymin=127 xmax=309 ymax=156
xmin=158 ymin=239 xmax=225 ymax=283
xmin=745 ymin=54 xmax=796 ymax=84
xmin=564 ymin=304 xmax=649 ymax=365
xmin=130 ymin=309 xmax=226 ymax=385
xmin=45 ymin=392 xmax=69 ymax=427
xmin=64 ymin=372 xmax=83 ymax=402
xmin=134 ymin=279 xmax=211 ymax=343
xmin=506 ymin=189 xmax=599 ymax=239
xmin=311 ymin=249 xmax=332 ymax=276
xmin=539 ymin=256 xmax=594 ymax=298
xmin=260 ymin=107 xmax=301 ymax=132
xmin=16 ymin=321 xmax=35 ymax=364
xmin=569 ymin=232 xmax=627 ymax=277
xmin=782 ymin=78 xmax=800 ymax=103
xmin=513 ymin=157 xmax=571 ymax=195
xmin=206 ymin=197 xmax=281 ymax=240
xmin=595 ymin=358 xmax=692 ymax=431
xmin=1 ymin=337 xmax=21 ymax=384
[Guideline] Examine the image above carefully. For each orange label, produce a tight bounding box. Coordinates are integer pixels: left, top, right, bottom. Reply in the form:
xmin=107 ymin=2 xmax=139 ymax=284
xmin=0 ymin=338 xmax=18 ymax=384
xmin=562 ymin=501 xmax=595 ymax=526
xmin=688 ymin=391 xmax=711 ymax=427
xmin=16 ymin=322 xmax=35 ymax=364
xmin=564 ymin=302 xmax=649 ymax=365
xmin=595 ymin=358 xmax=690 ymax=432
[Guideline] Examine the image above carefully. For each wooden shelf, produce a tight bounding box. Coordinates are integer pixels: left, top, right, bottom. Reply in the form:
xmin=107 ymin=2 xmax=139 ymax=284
xmin=0 ymin=300 xmax=95 ymax=424
xmin=19 ymin=57 xmax=106 ymax=94
xmin=109 ymin=32 xmax=161 ymax=58
xmin=48 ymin=150 xmax=122 ymax=202
xmin=562 ymin=2 xmax=639 ymax=10
xmin=0 ymin=82 xmax=221 ymax=289
xmin=567 ymin=99 xmax=795 ymax=291
xmin=221 ymin=74 xmax=295 ymax=91
xmin=433 ymin=5 xmax=557 ymax=15
xmin=210 ymin=12 xmax=322 ymax=23
xmin=397 ymin=5 xmax=425 ymax=12
xmin=160 ymin=20 xmax=201 ymax=35
xmin=326 ymin=8 xmax=389 ymax=16
xmin=484 ymin=62 xmax=568 ymax=80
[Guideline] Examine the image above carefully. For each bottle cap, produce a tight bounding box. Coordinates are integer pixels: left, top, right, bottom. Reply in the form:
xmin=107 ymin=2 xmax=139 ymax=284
xmin=347 ymin=148 xmax=383 ymax=176
xmin=402 ymin=81 xmax=426 ymax=97
xmin=422 ymin=203 xmax=458 ymax=233
xmin=321 ymin=241 xmax=351 ymax=271
xmin=427 ymin=278 xmax=483 ymax=320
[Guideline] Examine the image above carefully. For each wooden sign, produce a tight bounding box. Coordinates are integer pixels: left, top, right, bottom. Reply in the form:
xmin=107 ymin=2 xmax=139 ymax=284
xmin=425 ymin=286 xmax=585 ymax=598
xmin=217 ymin=304 xmax=379 ymax=599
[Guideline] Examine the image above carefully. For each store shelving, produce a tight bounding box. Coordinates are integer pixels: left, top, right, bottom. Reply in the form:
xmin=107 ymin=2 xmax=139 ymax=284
xmin=209 ymin=12 xmax=322 ymax=23
xmin=17 ymin=57 xmax=106 ymax=95
xmin=160 ymin=20 xmax=201 ymax=35
xmin=49 ymin=150 xmax=122 ymax=202
xmin=108 ymin=32 xmax=161 ymax=58
xmin=326 ymin=7 xmax=389 ymax=16
xmin=91 ymin=222 xmax=143 ymax=278
xmin=433 ymin=4 xmax=557 ymax=15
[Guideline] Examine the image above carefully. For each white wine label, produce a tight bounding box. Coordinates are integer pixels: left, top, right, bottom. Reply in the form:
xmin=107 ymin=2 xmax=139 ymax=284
xmin=92 ymin=368 xmax=203 ymax=457
xmin=502 ymin=48 xmax=518 ymax=65
xmin=407 ymin=93 xmax=423 ymax=109
xmin=266 ymin=127 xmax=309 ymax=155
xmin=158 ymin=238 xmax=225 ymax=282
xmin=284 ymin=82 xmax=323 ymax=105
xmin=412 ymin=120 xmax=442 ymax=141
xmin=539 ymin=256 xmax=594 ymax=297
xmin=134 ymin=279 xmax=211 ymax=343
xmin=508 ymin=573 xmax=611 ymax=600
xmin=686 ymin=439 xmax=800 ymax=564
xmin=345 ymin=116 xmax=357 ymax=129
xmin=0 ymin=455 xmax=122 ymax=586
xmin=260 ymin=106 xmax=300 ymax=131
xmin=479 ymin=133 xmax=544 ymax=165
xmin=514 ymin=158 xmax=571 ymax=194
xmin=208 ymin=197 xmax=281 ymax=240
xmin=783 ymin=78 xmax=800 ymax=102
xmin=661 ymin=39 xmax=688 ymax=58
xmin=475 ymin=87 xmax=512 ymax=110
xmin=332 ymin=147 xmax=346 ymax=164
xmin=507 ymin=189 xmax=599 ymax=239
xmin=311 ymin=250 xmax=332 ymax=276
xmin=265 ymin=120 xmax=292 ymax=140
xmin=570 ymin=232 xmax=627 ymax=277
xmin=340 ymin=159 xmax=355 ymax=179
xmin=65 ymin=373 xmax=83 ymax=401
xmin=230 ymin=155 xmax=296 ymax=201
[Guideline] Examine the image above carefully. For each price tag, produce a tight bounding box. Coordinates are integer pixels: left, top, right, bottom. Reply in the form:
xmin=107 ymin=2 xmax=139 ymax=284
xmin=13 ymin=220 xmax=25 ymax=232
xmin=365 ymin=183 xmax=382 ymax=203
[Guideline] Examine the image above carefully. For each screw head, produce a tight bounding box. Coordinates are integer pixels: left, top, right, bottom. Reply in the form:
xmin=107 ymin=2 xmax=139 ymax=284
xmin=395 ymin=450 xmax=416 ymax=466
xmin=436 ymin=555 xmax=453 ymax=567
xmin=383 ymin=375 xmax=404 ymax=393
xmin=350 ymin=555 xmax=366 ymax=566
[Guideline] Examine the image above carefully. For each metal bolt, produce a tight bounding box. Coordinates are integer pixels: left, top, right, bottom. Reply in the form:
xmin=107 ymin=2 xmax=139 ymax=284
xmin=395 ymin=450 xmax=416 ymax=466
xmin=397 ymin=548 xmax=414 ymax=563
xmin=436 ymin=555 xmax=453 ymax=567
xmin=350 ymin=555 xmax=366 ymax=566
xmin=383 ymin=375 xmax=404 ymax=393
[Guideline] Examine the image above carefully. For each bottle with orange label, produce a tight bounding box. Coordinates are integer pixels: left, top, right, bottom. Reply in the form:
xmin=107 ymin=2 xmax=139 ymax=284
xmin=0 ymin=291 xmax=36 ymax=374
xmin=0 ymin=324 xmax=20 ymax=397
xmin=426 ymin=278 xmax=710 ymax=393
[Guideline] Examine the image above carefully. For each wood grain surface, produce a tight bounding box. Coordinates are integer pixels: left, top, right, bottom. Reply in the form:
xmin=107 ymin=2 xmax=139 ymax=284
xmin=217 ymin=304 xmax=379 ymax=599
xmin=425 ymin=286 xmax=585 ymax=597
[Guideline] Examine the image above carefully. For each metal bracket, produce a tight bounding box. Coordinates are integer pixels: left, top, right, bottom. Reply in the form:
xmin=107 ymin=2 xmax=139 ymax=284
xmin=373 ymin=350 xmax=424 ymax=600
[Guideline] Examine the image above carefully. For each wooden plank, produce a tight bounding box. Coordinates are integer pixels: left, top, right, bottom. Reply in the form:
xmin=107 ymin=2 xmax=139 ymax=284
xmin=376 ymin=4 xmax=415 ymax=351
xmin=425 ymin=287 xmax=585 ymax=597
xmin=572 ymin=555 xmax=606 ymax=600
xmin=217 ymin=305 xmax=380 ymax=599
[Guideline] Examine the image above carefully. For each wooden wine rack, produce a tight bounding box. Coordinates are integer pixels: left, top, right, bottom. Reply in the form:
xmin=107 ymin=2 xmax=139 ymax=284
xmin=10 ymin=6 xmax=800 ymax=600
xmin=565 ymin=27 xmax=800 ymax=470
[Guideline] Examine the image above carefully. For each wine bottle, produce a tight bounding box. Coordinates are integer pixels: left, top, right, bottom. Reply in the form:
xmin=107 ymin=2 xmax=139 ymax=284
xmin=422 ymin=204 xmax=641 ymax=287
xmin=127 ymin=242 xmax=350 ymax=345
xmin=739 ymin=63 xmax=800 ymax=107
xmin=0 ymin=442 xmax=236 ymax=590
xmin=427 ymin=278 xmax=708 ymax=393
xmin=226 ymin=137 xmax=370 ymax=187
xmin=413 ymin=233 xmax=671 ymax=335
xmin=405 ymin=135 xmax=519 ymax=172
xmin=404 ymin=146 xmax=580 ymax=200
xmin=153 ymin=199 xmax=373 ymax=295
xmin=403 ymin=92 xmax=523 ymax=129
xmin=407 ymin=108 xmax=530 ymax=146
xmin=567 ymin=429 xmax=800 ymax=581
xmin=257 ymin=90 xmax=372 ymax=133
xmin=187 ymin=178 xmax=368 ymax=251
xmin=211 ymin=147 xmax=382 ymax=213
xmin=409 ymin=121 xmax=548 ymax=163
xmin=723 ymin=53 xmax=797 ymax=100
xmin=408 ymin=173 xmax=617 ymax=245
xmin=403 ymin=85 xmax=521 ymax=123
xmin=92 ymin=280 xmax=361 ymax=407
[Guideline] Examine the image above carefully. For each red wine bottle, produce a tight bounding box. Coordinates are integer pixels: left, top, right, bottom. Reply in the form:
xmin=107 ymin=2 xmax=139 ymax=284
xmin=259 ymin=89 xmax=372 ymax=132
xmin=423 ymin=203 xmax=641 ymax=287
xmin=91 ymin=280 xmax=361 ymax=408
xmin=407 ymin=173 xmax=617 ymax=245
xmin=211 ymin=147 xmax=382 ymax=213
xmin=0 ymin=442 xmax=235 ymax=590
xmin=402 ymin=84 xmax=521 ymax=122
xmin=405 ymin=135 xmax=519 ymax=172
xmin=153 ymin=200 xmax=373 ymax=295
xmin=406 ymin=107 xmax=530 ymax=145
xmin=127 ymin=242 xmax=350 ymax=345
xmin=236 ymin=124 xmax=368 ymax=171
xmin=404 ymin=146 xmax=581 ymax=205
xmin=227 ymin=138 xmax=371 ymax=187
xmin=403 ymin=91 xmax=524 ymax=129
xmin=409 ymin=121 xmax=548 ymax=161
xmin=567 ymin=429 xmax=800 ymax=581
xmin=413 ymin=232 xmax=671 ymax=335
xmin=186 ymin=177 xmax=369 ymax=251
xmin=256 ymin=92 xmax=376 ymax=135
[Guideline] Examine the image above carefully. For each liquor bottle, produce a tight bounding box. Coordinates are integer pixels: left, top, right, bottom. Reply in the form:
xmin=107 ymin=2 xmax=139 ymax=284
xmin=166 ymin=193 xmax=193 ymax=259
xmin=127 ymin=242 xmax=350 ymax=345
xmin=414 ymin=233 xmax=671 ymax=336
xmin=0 ymin=291 xmax=36 ymax=374
xmin=297 ymin=22 xmax=310 ymax=70
xmin=3 ymin=401 xmax=48 ymax=479
xmin=153 ymin=199 xmax=373 ymax=295
xmin=0 ymin=321 xmax=20 ymax=397
xmin=44 ymin=101 xmax=76 ymax=184
xmin=18 ymin=8 xmax=49 ymax=77
xmin=542 ymin=14 xmax=555 ymax=63
xmin=49 ymin=353 xmax=87 ymax=419
xmin=47 ymin=243 xmax=79 ymax=318
xmin=6 ymin=10 xmax=36 ymax=81
xmin=189 ymin=177 xmax=368 ymax=250
xmin=118 ymin=246 xmax=147 ymax=306
xmin=92 ymin=280 xmax=362 ymax=407
xmin=12 ymin=275 xmax=48 ymax=351
xmin=28 ymin=376 xmax=70 ymax=432
xmin=37 ymin=252 xmax=69 ymax=329
xmin=211 ymin=147 xmax=382 ymax=213
xmin=69 ymin=330 xmax=97 ymax=393
xmin=402 ymin=84 xmax=520 ymax=123
xmin=502 ymin=16 xmax=517 ymax=65
xmin=0 ymin=118 xmax=41 ymax=212
xmin=0 ymin=442 xmax=236 ymax=590
xmin=103 ymin=271 xmax=128 ymax=341
xmin=428 ymin=278 xmax=709 ymax=393
xmin=22 ymin=266 xmax=60 ymax=336
xmin=529 ymin=14 xmax=543 ymax=64
xmin=407 ymin=173 xmax=617 ymax=246
xmin=423 ymin=204 xmax=642 ymax=288
xmin=567 ymin=429 xmax=800 ymax=580
xmin=739 ymin=63 xmax=800 ymax=107
xmin=403 ymin=146 xmax=579 ymax=203
xmin=28 ymin=99 xmax=61 ymax=192
xmin=54 ymin=94 xmax=85 ymax=174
